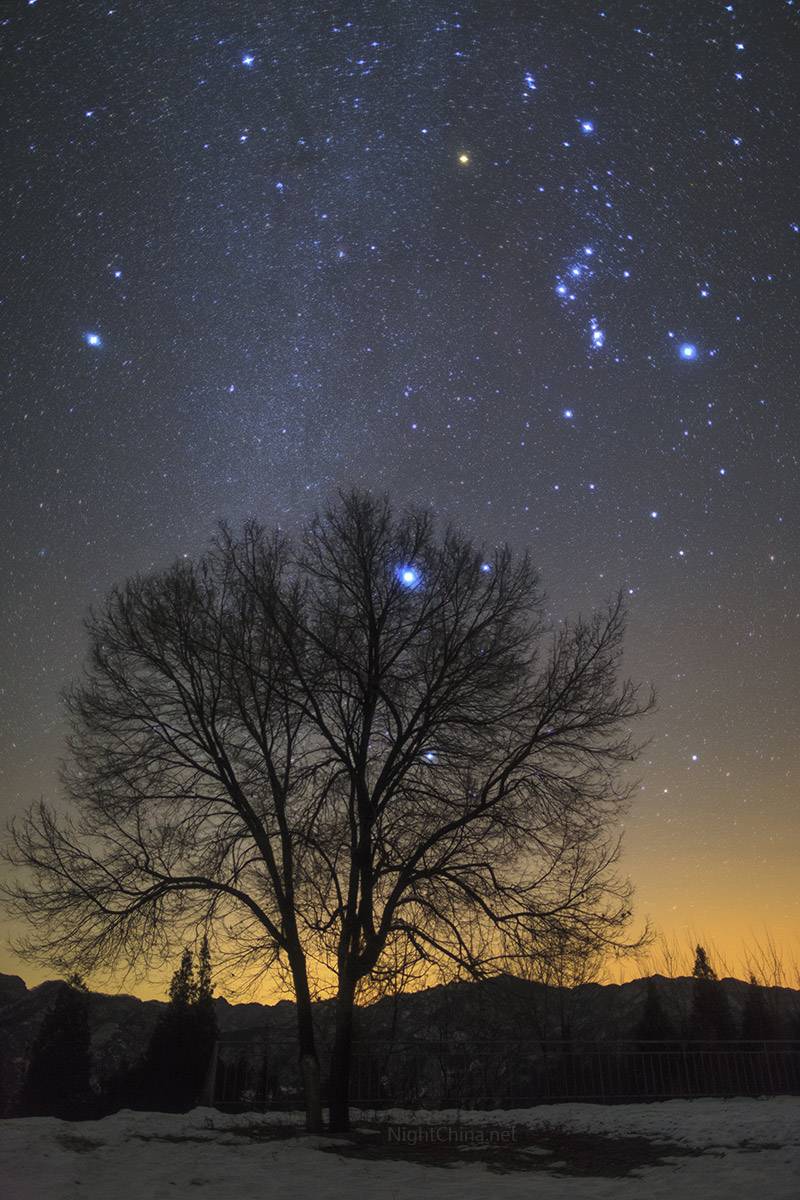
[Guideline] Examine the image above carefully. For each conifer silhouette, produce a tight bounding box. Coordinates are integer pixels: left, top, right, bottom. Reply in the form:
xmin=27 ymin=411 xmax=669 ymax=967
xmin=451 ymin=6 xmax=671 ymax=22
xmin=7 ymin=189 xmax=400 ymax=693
xmin=138 ymin=943 xmax=218 ymax=1111
xmin=17 ymin=976 xmax=93 ymax=1118
xmin=689 ymin=945 xmax=735 ymax=1042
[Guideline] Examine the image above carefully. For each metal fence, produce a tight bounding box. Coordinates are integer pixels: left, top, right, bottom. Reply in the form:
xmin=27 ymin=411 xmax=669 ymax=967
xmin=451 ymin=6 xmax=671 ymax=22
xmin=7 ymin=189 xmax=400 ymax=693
xmin=209 ymin=1038 xmax=800 ymax=1110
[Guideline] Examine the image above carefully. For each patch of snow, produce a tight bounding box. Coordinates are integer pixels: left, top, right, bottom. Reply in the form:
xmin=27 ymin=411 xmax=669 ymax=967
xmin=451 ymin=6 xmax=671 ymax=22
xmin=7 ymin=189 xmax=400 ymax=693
xmin=369 ymin=1095 xmax=800 ymax=1150
xmin=0 ymin=1099 xmax=797 ymax=1199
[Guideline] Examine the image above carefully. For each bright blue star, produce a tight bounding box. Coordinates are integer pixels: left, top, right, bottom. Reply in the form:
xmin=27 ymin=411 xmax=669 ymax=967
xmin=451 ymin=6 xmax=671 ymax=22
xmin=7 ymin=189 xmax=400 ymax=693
xmin=563 ymin=408 xmax=574 ymax=419
xmin=242 ymin=53 xmax=255 ymax=67
xmin=590 ymin=324 xmax=605 ymax=349
xmin=556 ymin=283 xmax=568 ymax=296
xmin=579 ymin=119 xmax=595 ymax=134
xmin=84 ymin=332 xmax=102 ymax=347
xmin=523 ymin=71 xmax=537 ymax=92
xmin=678 ymin=342 xmax=698 ymax=361
xmin=480 ymin=562 xmax=493 ymax=573
xmin=397 ymin=565 xmax=421 ymax=588
xmin=650 ymin=510 xmax=659 ymax=519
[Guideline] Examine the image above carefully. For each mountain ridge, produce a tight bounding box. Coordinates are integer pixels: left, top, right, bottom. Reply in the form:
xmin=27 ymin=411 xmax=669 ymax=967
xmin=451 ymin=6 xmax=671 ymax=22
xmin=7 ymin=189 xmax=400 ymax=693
xmin=2 ymin=969 xmax=799 ymax=1114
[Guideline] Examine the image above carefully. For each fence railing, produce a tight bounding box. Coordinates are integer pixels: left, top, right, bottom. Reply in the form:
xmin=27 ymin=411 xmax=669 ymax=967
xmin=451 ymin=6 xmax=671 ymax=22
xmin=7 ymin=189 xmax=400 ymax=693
xmin=209 ymin=1038 xmax=800 ymax=1110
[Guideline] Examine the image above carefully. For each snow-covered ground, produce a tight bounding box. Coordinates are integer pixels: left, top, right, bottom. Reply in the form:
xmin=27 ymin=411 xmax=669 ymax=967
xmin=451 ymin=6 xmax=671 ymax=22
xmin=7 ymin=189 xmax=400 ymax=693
xmin=1 ymin=1098 xmax=798 ymax=1199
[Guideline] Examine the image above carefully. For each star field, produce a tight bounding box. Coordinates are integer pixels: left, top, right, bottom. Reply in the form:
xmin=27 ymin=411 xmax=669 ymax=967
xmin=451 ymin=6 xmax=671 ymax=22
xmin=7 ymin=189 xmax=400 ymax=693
xmin=2 ymin=0 xmax=800 ymax=990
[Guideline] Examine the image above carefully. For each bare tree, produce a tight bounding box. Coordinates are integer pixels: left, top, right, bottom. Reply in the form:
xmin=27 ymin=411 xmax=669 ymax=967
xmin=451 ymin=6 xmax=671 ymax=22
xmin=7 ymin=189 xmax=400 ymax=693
xmin=518 ymin=923 xmax=607 ymax=1043
xmin=3 ymin=490 xmax=650 ymax=1132
xmin=744 ymin=932 xmax=788 ymax=991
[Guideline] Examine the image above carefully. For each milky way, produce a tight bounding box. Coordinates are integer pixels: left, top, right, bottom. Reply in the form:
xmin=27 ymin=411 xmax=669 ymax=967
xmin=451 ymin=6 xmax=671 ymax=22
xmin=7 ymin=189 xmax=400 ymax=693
xmin=3 ymin=0 xmax=799 ymax=988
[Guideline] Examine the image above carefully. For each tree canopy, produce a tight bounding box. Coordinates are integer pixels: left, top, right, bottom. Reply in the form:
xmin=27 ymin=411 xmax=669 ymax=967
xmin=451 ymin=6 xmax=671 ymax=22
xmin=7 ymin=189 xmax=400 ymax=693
xmin=3 ymin=490 xmax=650 ymax=1130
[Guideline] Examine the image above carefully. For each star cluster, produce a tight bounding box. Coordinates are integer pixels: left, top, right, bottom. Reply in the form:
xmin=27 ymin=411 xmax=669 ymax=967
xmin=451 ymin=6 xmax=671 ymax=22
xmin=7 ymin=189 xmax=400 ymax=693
xmin=2 ymin=0 xmax=799 ymax=985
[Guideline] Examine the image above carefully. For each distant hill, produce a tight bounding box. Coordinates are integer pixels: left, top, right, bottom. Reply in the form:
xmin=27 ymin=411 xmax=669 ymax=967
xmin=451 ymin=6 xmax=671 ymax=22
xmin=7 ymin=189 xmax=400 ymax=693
xmin=352 ymin=972 xmax=800 ymax=1046
xmin=2 ymin=970 xmax=799 ymax=1114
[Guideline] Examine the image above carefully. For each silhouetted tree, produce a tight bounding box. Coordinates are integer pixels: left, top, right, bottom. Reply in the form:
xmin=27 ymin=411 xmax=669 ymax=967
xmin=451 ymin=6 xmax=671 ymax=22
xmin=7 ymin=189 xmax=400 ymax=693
xmin=740 ymin=974 xmax=778 ymax=1041
xmin=3 ymin=491 xmax=651 ymax=1132
xmin=689 ymin=945 xmax=734 ymax=1042
xmin=519 ymin=924 xmax=604 ymax=1045
xmin=195 ymin=935 xmax=218 ymax=1071
xmin=138 ymin=944 xmax=217 ymax=1112
xmin=17 ymin=976 xmax=93 ymax=1118
xmin=692 ymin=945 xmax=714 ymax=981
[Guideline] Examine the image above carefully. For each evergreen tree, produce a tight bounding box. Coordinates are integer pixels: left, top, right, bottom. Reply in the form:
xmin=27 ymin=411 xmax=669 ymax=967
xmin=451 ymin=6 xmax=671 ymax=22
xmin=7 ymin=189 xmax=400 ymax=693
xmin=635 ymin=978 xmax=675 ymax=1046
xmin=138 ymin=943 xmax=217 ymax=1111
xmin=740 ymin=974 xmax=778 ymax=1041
xmin=692 ymin=946 xmax=716 ymax=982
xmin=194 ymin=936 xmax=219 ymax=1094
xmin=17 ymin=977 xmax=93 ymax=1118
xmin=169 ymin=948 xmax=197 ymax=1007
xmin=197 ymin=936 xmax=212 ymax=1002
xmin=689 ymin=945 xmax=735 ymax=1042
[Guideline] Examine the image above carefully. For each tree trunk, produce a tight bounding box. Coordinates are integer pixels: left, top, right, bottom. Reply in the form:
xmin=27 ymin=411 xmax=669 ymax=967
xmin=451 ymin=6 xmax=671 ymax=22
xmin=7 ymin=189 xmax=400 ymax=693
xmin=328 ymin=974 xmax=356 ymax=1133
xmin=290 ymin=956 xmax=323 ymax=1134
xmin=198 ymin=1039 xmax=219 ymax=1107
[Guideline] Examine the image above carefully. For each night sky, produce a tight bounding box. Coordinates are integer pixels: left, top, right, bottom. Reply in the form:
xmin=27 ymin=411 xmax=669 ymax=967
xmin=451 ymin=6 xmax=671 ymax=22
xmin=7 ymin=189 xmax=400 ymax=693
xmin=3 ymin=0 xmax=799 ymax=994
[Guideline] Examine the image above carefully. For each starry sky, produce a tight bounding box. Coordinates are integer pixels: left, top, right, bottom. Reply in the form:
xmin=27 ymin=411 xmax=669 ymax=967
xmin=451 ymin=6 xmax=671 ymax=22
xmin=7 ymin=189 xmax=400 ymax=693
xmin=3 ymin=0 xmax=799 ymax=996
